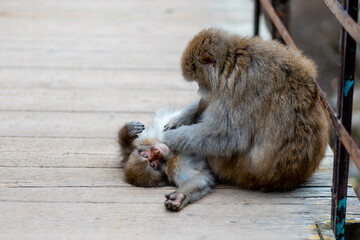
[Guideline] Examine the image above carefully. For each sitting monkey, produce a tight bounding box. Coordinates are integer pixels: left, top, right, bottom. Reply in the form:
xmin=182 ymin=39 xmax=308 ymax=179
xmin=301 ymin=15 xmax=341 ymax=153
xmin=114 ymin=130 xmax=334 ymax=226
xmin=118 ymin=108 xmax=214 ymax=211
xmin=163 ymin=28 xmax=329 ymax=191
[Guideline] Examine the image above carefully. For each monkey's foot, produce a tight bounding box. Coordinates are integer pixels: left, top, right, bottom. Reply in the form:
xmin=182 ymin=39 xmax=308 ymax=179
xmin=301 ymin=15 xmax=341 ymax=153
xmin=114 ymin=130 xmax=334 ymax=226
xmin=164 ymin=192 xmax=185 ymax=211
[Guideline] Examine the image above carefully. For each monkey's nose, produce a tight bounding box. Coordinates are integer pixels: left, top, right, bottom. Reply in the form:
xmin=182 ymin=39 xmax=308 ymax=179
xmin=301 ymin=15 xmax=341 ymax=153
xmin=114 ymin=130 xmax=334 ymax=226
xmin=154 ymin=149 xmax=160 ymax=156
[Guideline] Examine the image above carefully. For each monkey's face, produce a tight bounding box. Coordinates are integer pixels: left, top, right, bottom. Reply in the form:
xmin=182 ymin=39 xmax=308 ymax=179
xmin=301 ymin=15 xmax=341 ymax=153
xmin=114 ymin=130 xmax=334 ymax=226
xmin=124 ymin=144 xmax=171 ymax=187
xmin=181 ymin=28 xmax=228 ymax=91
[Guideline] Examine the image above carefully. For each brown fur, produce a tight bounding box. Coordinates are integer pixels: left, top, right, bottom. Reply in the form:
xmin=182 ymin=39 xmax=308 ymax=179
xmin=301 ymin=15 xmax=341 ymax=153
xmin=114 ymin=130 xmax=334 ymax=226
xmin=163 ymin=28 xmax=329 ymax=191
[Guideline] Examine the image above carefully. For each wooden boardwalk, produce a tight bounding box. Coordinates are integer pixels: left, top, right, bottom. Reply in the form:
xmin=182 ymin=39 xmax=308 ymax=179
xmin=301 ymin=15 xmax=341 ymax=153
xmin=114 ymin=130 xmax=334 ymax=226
xmin=0 ymin=0 xmax=359 ymax=239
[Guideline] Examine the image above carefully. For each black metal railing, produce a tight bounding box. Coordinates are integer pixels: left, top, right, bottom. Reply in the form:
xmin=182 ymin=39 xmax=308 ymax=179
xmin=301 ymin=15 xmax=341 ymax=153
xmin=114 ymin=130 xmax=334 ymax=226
xmin=253 ymin=0 xmax=360 ymax=239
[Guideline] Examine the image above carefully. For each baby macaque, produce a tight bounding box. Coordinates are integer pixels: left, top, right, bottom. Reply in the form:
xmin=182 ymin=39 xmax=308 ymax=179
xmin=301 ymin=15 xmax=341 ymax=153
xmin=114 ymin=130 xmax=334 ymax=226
xmin=163 ymin=28 xmax=329 ymax=191
xmin=118 ymin=108 xmax=214 ymax=211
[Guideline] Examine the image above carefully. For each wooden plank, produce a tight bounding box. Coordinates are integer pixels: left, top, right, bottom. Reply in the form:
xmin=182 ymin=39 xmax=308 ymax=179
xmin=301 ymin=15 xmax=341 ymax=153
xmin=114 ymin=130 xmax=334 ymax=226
xmin=0 ymin=0 xmax=253 ymax=32
xmin=0 ymin=21 xmax=253 ymax=40
xmin=0 ymin=187 xmax=338 ymax=204
xmin=0 ymin=151 xmax=118 ymax=168
xmin=0 ymin=202 xmax=323 ymax=240
xmin=0 ymin=50 xmax=182 ymax=69
xmin=0 ymin=69 xmax=197 ymax=90
xmin=0 ymin=9 xmax=254 ymax=37
xmin=0 ymin=37 xmax=188 ymax=54
xmin=0 ymin=7 xmax=253 ymax=38
xmin=0 ymin=167 xmax=349 ymax=188
xmin=3 ymin=181 xmax=359 ymax=202
xmin=0 ymin=36 xmax=190 ymax=52
xmin=0 ymin=0 xmax=252 ymax=12
xmin=0 ymin=88 xmax=198 ymax=112
xmin=0 ymin=112 xmax=154 ymax=138
xmin=0 ymin=137 xmax=119 ymax=168
xmin=0 ymin=10 xmax=250 ymax=22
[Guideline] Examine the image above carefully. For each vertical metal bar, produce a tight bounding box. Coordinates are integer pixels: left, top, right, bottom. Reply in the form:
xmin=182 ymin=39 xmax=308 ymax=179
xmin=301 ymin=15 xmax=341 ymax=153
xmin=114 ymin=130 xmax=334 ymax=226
xmin=331 ymin=8 xmax=346 ymax=228
xmin=332 ymin=0 xmax=358 ymax=238
xmin=271 ymin=0 xmax=290 ymax=43
xmin=254 ymin=0 xmax=260 ymax=36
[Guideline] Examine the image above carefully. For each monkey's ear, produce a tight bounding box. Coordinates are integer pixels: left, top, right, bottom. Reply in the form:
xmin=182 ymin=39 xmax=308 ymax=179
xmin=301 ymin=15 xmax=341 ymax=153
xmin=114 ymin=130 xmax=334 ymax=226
xmin=199 ymin=52 xmax=215 ymax=65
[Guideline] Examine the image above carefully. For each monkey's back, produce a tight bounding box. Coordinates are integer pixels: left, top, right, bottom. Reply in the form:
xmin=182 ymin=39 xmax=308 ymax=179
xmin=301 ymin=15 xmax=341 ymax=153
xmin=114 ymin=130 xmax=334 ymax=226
xmin=209 ymin=37 xmax=329 ymax=191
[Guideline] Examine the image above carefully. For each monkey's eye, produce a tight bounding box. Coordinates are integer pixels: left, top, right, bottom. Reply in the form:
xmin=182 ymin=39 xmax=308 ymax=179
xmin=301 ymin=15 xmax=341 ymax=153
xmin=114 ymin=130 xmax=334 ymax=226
xmin=141 ymin=153 xmax=148 ymax=158
xmin=150 ymin=161 xmax=155 ymax=168
xmin=149 ymin=161 xmax=159 ymax=170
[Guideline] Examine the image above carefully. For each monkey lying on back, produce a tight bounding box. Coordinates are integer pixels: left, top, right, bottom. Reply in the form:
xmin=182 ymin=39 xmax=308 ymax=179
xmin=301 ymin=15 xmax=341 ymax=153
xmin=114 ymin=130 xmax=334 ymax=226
xmin=163 ymin=28 xmax=329 ymax=191
xmin=118 ymin=107 xmax=214 ymax=211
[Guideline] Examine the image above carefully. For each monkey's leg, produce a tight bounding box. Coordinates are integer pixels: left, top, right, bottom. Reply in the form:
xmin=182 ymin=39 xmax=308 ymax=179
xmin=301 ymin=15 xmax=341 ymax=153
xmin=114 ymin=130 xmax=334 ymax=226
xmin=164 ymin=171 xmax=214 ymax=211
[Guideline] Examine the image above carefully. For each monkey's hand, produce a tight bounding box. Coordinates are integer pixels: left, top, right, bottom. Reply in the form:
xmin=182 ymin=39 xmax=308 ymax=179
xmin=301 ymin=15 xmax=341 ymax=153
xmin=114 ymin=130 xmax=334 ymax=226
xmin=164 ymin=100 xmax=202 ymax=131
xmin=162 ymin=127 xmax=187 ymax=153
xmin=121 ymin=121 xmax=145 ymax=142
xmin=164 ymin=192 xmax=187 ymax=211
xmin=163 ymin=115 xmax=192 ymax=131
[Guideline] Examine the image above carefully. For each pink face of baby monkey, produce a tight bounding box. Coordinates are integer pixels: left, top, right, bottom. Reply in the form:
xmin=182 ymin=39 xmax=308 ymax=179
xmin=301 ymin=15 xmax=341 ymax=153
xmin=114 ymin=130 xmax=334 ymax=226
xmin=139 ymin=143 xmax=170 ymax=170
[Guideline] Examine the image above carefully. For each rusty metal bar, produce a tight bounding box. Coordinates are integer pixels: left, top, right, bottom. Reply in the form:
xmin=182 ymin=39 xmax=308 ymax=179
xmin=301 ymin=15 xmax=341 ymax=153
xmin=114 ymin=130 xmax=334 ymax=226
xmin=316 ymin=80 xmax=360 ymax=173
xmin=331 ymin=7 xmax=347 ymax=233
xmin=322 ymin=0 xmax=360 ymax=45
xmin=331 ymin=0 xmax=358 ymax=238
xmin=259 ymin=0 xmax=296 ymax=47
xmin=271 ymin=0 xmax=290 ymax=43
xmin=259 ymin=0 xmax=360 ymax=172
xmin=254 ymin=0 xmax=260 ymax=36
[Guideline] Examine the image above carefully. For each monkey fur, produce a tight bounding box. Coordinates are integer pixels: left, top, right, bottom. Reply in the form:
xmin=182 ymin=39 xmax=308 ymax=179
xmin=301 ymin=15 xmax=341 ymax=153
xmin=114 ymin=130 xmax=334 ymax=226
xmin=163 ymin=28 xmax=329 ymax=191
xmin=118 ymin=108 xmax=214 ymax=211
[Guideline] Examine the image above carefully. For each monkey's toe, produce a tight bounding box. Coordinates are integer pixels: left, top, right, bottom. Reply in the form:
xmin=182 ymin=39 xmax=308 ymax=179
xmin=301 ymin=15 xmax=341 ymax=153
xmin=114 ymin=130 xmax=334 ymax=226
xmin=165 ymin=199 xmax=181 ymax=211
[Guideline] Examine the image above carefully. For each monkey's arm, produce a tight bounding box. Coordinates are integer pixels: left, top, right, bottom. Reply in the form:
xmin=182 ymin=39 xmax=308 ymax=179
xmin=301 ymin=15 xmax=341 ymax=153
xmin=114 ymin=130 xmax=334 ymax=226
xmin=163 ymin=106 xmax=250 ymax=157
xmin=118 ymin=122 xmax=144 ymax=166
xmin=164 ymin=99 xmax=206 ymax=131
xmin=165 ymin=167 xmax=214 ymax=211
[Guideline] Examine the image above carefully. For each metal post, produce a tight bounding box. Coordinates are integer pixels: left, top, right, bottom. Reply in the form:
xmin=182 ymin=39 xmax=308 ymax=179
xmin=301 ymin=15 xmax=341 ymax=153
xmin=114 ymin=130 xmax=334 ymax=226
xmin=331 ymin=0 xmax=358 ymax=238
xmin=271 ymin=0 xmax=290 ymax=43
xmin=254 ymin=0 xmax=260 ymax=36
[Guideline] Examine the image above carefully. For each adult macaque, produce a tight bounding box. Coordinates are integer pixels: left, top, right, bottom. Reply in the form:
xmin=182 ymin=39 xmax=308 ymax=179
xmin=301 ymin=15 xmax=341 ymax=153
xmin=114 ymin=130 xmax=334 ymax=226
xmin=118 ymin=109 xmax=214 ymax=211
xmin=163 ymin=28 xmax=329 ymax=191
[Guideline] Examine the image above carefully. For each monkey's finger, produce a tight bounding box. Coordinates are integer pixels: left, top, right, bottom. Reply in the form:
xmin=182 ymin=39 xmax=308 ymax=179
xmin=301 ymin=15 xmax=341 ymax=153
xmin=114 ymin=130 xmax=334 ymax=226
xmin=133 ymin=127 xmax=145 ymax=134
xmin=128 ymin=122 xmax=145 ymax=128
xmin=163 ymin=125 xmax=177 ymax=132
xmin=129 ymin=126 xmax=145 ymax=136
